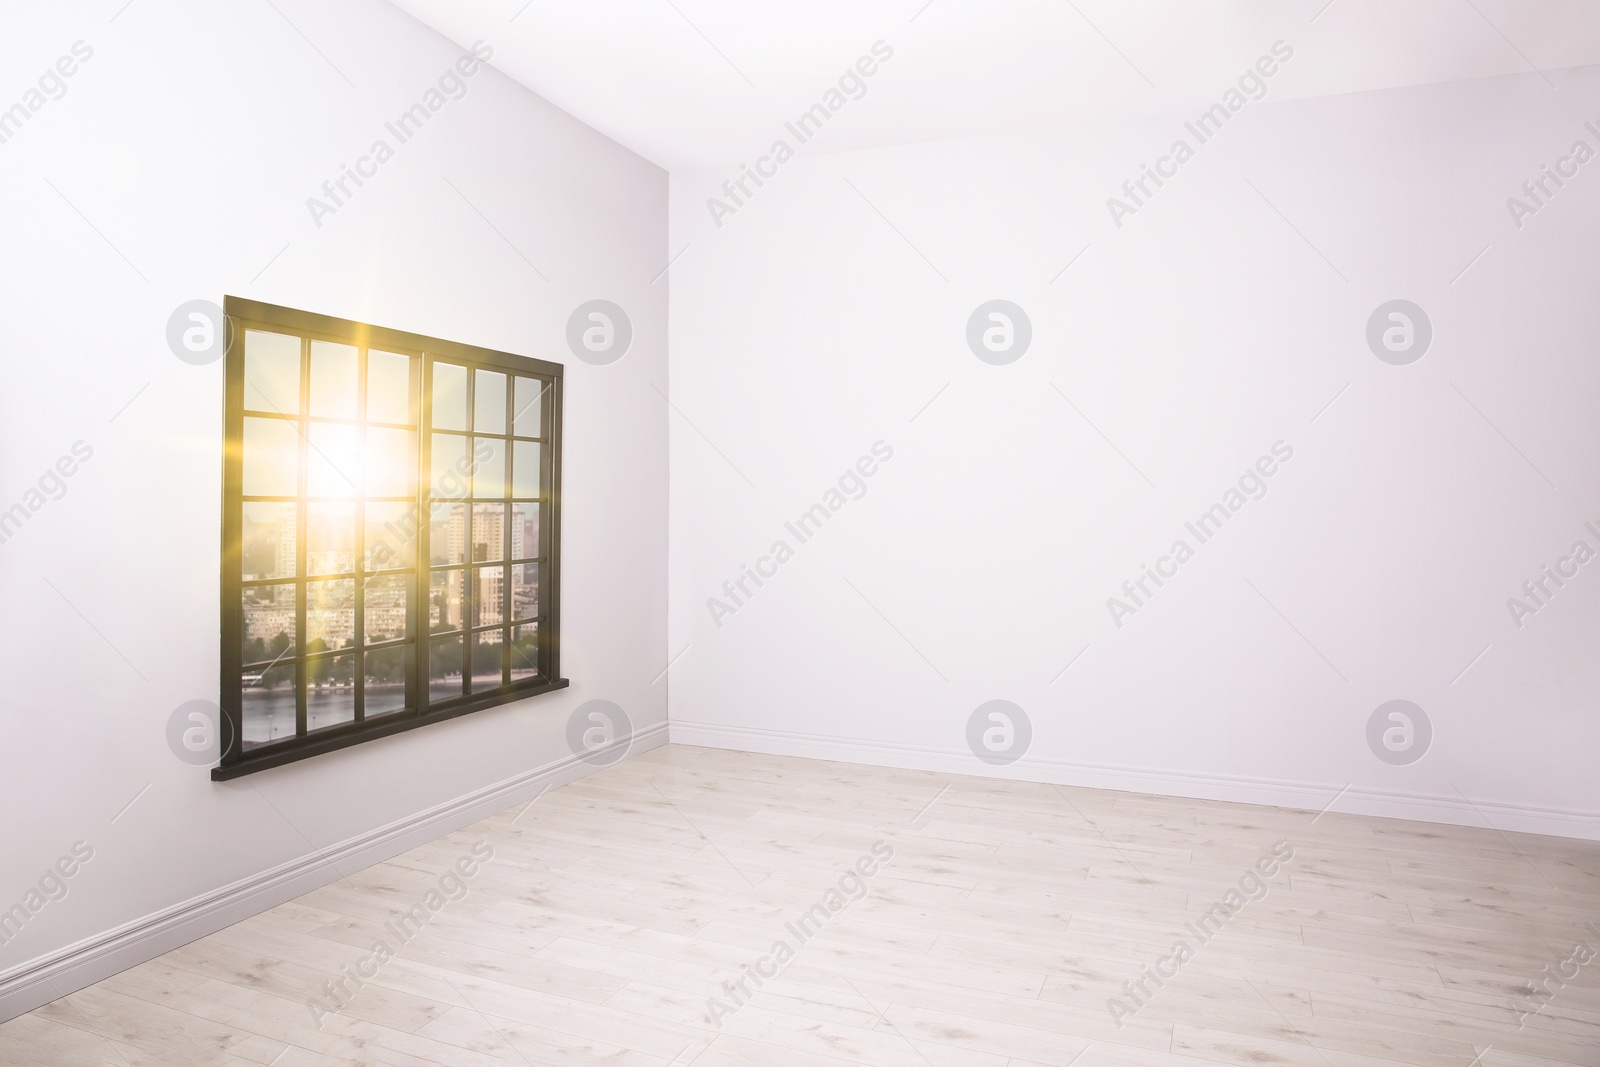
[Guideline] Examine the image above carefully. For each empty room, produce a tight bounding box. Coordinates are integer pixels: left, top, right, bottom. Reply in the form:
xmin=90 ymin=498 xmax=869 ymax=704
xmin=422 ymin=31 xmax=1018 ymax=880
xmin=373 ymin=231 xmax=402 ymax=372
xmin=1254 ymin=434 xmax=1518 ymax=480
xmin=1 ymin=2 xmax=1598 ymax=1065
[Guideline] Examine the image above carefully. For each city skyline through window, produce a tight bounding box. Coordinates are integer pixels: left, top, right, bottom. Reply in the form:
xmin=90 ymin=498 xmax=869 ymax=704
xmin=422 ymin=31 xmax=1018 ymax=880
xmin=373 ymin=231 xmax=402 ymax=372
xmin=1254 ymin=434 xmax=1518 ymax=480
xmin=220 ymin=299 xmax=564 ymax=777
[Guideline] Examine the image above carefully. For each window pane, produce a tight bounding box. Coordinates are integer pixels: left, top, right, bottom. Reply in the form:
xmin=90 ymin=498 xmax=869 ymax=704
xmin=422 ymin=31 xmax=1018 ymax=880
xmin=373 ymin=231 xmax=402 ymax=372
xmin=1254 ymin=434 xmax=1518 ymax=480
xmin=429 ymin=502 xmax=466 ymax=565
xmin=364 ymin=574 xmax=409 ymax=644
xmin=242 ymin=502 xmax=297 ymax=580
xmin=430 ymin=636 xmax=463 ymax=703
xmin=474 ymin=369 xmax=506 ymax=434
xmin=431 ymin=434 xmax=469 ymax=499
xmin=470 ymin=566 xmax=504 ymax=627
xmin=364 ymin=645 xmax=409 ymax=717
xmin=307 ymin=502 xmax=357 ymax=575
xmin=307 ymin=579 xmax=355 ymax=653
xmin=428 ymin=569 xmax=463 ymax=632
xmin=243 ymin=417 xmax=299 ymax=497
xmin=469 ymin=630 xmax=504 ymax=693
xmin=244 ymin=331 xmax=301 ymax=415
xmin=364 ymin=427 xmax=414 ymax=497
xmin=513 ymin=377 xmax=543 ymax=438
xmin=309 ymin=341 xmax=358 ymax=419
xmin=307 ymin=423 xmax=361 ymax=497
xmin=367 ymin=350 xmax=412 ymax=425
xmin=308 ymin=654 xmax=356 ymax=732
xmin=365 ymin=502 xmax=416 ymax=572
xmin=511 ymin=562 xmax=539 ymax=622
xmin=432 ymin=362 xmax=467 ymax=430
xmin=470 ymin=504 xmax=505 ymax=563
xmin=510 ymin=623 xmax=538 ymax=681
xmin=510 ymin=503 xmax=538 ymax=561
xmin=512 ymin=441 xmax=540 ymax=498
xmin=243 ymin=584 xmax=296 ymax=663
xmin=472 ymin=439 xmax=505 ymax=498
xmin=242 ymin=665 xmax=297 ymax=748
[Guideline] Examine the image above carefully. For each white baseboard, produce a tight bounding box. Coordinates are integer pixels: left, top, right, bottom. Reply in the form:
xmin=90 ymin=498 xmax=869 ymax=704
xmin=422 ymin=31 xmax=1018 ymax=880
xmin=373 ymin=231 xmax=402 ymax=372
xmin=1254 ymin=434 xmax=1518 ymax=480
xmin=0 ymin=721 xmax=668 ymax=1025
xmin=668 ymin=719 xmax=1600 ymax=842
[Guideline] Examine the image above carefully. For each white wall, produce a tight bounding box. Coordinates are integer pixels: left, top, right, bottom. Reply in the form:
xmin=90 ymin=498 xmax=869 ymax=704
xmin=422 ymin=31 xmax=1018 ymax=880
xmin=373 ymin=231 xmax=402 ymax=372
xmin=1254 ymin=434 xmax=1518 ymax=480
xmin=0 ymin=0 xmax=666 ymax=1017
xmin=667 ymin=61 xmax=1600 ymax=839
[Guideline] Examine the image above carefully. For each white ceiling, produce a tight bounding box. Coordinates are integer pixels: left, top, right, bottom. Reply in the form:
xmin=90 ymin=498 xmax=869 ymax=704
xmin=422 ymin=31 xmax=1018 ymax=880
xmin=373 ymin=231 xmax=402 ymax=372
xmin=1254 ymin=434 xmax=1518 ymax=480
xmin=390 ymin=0 xmax=1600 ymax=171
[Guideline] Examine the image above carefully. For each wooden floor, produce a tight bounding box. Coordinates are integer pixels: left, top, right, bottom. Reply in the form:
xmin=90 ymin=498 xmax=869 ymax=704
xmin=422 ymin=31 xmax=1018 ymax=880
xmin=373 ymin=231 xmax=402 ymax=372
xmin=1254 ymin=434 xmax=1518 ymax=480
xmin=3 ymin=744 xmax=1598 ymax=1066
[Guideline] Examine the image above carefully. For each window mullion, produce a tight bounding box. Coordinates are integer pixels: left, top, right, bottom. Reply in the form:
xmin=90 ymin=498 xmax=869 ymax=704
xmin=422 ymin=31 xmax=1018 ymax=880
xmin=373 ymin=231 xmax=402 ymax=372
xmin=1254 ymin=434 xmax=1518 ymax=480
xmin=354 ymin=344 xmax=368 ymax=723
xmin=462 ymin=366 xmax=476 ymax=689
xmin=295 ymin=335 xmax=310 ymax=739
xmin=503 ymin=375 xmax=514 ymax=687
xmin=416 ymin=354 xmax=432 ymax=714
xmin=540 ymin=375 xmax=557 ymax=681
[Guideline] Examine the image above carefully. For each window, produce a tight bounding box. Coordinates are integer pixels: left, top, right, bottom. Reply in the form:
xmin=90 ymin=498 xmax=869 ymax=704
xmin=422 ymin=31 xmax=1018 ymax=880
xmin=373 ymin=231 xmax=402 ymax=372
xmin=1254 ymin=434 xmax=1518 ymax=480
xmin=216 ymin=298 xmax=566 ymax=779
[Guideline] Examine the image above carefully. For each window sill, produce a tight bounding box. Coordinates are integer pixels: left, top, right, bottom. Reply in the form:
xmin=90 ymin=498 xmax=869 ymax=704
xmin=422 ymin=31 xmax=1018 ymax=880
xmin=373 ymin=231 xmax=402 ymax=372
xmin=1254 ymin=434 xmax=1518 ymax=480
xmin=210 ymin=676 xmax=571 ymax=780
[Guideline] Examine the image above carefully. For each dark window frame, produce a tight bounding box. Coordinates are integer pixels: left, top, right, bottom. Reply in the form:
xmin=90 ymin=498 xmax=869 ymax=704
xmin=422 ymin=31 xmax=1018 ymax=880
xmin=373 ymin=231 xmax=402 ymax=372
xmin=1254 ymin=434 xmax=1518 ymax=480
xmin=215 ymin=297 xmax=567 ymax=780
